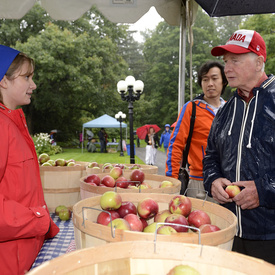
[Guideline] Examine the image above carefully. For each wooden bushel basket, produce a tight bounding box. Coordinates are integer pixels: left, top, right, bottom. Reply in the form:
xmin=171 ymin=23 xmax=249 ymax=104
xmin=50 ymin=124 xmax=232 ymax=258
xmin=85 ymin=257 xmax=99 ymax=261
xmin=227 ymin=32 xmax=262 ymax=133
xmin=73 ymin=193 xmax=237 ymax=251
xmin=40 ymin=162 xmax=87 ymax=212
xmin=80 ymin=173 xmax=181 ymax=199
xmin=86 ymin=163 xmax=158 ymax=175
xmin=27 ymin=241 xmax=275 ymax=275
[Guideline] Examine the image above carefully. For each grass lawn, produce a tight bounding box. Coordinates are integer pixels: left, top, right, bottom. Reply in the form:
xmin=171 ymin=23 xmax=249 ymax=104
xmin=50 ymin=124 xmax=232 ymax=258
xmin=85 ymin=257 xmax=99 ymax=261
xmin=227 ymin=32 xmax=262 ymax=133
xmin=48 ymin=148 xmax=145 ymax=164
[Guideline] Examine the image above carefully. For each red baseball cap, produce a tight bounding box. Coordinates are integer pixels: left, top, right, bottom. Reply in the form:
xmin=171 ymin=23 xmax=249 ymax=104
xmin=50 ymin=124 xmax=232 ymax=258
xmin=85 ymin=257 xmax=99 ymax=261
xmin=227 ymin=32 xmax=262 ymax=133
xmin=211 ymin=29 xmax=266 ymax=62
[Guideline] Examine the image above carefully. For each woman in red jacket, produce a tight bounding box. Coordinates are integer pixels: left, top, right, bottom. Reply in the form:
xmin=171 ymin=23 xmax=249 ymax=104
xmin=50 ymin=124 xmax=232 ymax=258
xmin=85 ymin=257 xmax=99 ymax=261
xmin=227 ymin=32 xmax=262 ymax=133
xmin=0 ymin=45 xmax=59 ymax=274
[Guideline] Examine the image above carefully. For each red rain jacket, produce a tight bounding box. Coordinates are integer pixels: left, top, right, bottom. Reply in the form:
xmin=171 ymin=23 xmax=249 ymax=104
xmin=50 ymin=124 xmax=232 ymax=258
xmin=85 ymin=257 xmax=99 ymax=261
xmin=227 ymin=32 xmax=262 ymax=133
xmin=0 ymin=103 xmax=59 ymax=275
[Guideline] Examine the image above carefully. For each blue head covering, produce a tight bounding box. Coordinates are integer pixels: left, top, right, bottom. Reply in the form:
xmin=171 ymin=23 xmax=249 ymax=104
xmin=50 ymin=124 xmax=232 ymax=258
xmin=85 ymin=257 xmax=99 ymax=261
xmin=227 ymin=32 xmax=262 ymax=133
xmin=0 ymin=45 xmax=20 ymax=81
xmin=165 ymin=124 xmax=170 ymax=128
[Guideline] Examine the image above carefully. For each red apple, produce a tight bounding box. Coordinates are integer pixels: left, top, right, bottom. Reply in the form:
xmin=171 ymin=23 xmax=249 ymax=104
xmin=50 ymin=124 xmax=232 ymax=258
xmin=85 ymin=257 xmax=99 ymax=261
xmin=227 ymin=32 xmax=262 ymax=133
xmin=115 ymin=176 xmax=129 ymax=189
xmin=124 ymin=214 xmax=143 ymax=232
xmin=169 ymin=195 xmax=192 ymax=217
xmin=137 ymin=198 xmax=159 ymax=219
xmin=84 ymin=174 xmax=101 ymax=186
xmin=154 ymin=210 xmax=171 ymax=223
xmin=164 ymin=213 xmax=189 ymax=232
xmin=188 ymin=210 xmax=211 ymax=229
xmin=225 ymin=185 xmax=241 ymax=198
xmin=100 ymin=191 xmax=122 ymax=210
xmin=110 ymin=167 xmax=123 ymax=180
xmin=157 ymin=225 xmax=177 ymax=235
xmin=101 ymin=175 xmax=116 ymax=187
xmin=130 ymin=169 xmax=145 ymax=185
xmin=117 ymin=201 xmax=137 ymax=218
xmin=97 ymin=210 xmax=120 ymax=226
xmin=199 ymin=224 xmax=221 ymax=233
xmin=107 ymin=218 xmax=131 ymax=231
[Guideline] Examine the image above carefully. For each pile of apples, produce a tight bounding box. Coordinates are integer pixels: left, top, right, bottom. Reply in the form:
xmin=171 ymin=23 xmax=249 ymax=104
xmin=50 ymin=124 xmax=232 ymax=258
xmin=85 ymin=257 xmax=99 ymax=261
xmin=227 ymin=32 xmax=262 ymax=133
xmin=38 ymin=153 xmax=80 ymax=167
xmin=87 ymin=161 xmax=143 ymax=171
xmin=96 ymin=191 xmax=221 ymax=234
xmin=84 ymin=167 xmax=173 ymax=189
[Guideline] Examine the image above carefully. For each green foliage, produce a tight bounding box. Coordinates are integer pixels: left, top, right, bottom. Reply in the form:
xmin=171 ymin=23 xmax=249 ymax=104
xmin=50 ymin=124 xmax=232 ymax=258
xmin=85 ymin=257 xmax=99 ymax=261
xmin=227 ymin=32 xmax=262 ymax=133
xmin=33 ymin=133 xmax=62 ymax=155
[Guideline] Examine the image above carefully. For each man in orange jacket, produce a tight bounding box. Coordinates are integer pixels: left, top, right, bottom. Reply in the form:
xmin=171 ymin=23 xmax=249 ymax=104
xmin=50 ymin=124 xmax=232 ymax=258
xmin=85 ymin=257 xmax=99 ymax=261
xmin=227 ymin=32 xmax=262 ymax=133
xmin=165 ymin=61 xmax=227 ymax=200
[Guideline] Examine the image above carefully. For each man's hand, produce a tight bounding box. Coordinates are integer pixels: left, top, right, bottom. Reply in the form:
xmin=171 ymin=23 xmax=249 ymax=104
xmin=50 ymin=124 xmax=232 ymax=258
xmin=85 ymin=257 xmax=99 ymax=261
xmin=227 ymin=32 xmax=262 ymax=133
xmin=211 ymin=178 xmax=233 ymax=204
xmin=232 ymin=181 xmax=259 ymax=210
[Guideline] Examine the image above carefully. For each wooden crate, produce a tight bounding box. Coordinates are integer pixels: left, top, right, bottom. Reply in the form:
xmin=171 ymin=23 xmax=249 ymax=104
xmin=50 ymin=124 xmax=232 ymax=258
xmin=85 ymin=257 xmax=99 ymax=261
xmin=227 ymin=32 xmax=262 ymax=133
xmin=80 ymin=173 xmax=181 ymax=199
xmin=73 ymin=193 xmax=237 ymax=251
xmin=40 ymin=162 xmax=87 ymax=212
xmin=27 ymin=241 xmax=275 ymax=275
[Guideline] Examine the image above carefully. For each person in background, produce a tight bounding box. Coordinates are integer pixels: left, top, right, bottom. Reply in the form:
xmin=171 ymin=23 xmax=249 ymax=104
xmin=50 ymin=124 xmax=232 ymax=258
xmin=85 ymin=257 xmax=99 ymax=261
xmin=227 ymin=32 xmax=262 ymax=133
xmin=98 ymin=128 xmax=107 ymax=153
xmin=0 ymin=45 xmax=59 ymax=274
xmin=159 ymin=124 xmax=172 ymax=155
xmin=145 ymin=127 xmax=160 ymax=165
xmin=166 ymin=60 xmax=227 ymax=201
xmin=79 ymin=131 xmax=83 ymax=148
xmin=203 ymin=29 xmax=275 ymax=264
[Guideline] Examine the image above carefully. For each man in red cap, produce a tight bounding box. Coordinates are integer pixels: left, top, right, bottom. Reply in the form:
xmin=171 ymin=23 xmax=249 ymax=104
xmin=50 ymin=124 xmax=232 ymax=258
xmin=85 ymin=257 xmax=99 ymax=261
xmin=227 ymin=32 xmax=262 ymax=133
xmin=203 ymin=30 xmax=275 ymax=264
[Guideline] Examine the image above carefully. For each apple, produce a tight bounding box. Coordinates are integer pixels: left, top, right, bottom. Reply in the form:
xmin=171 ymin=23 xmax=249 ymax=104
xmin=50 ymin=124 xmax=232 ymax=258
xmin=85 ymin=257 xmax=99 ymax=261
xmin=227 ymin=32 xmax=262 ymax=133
xmin=143 ymin=222 xmax=162 ymax=233
xmin=101 ymin=175 xmax=116 ymax=187
xmin=47 ymin=159 xmax=55 ymax=166
xmin=124 ymin=214 xmax=143 ymax=232
xmin=117 ymin=201 xmax=137 ymax=218
xmin=188 ymin=210 xmax=211 ymax=229
xmin=102 ymin=163 xmax=113 ymax=170
xmin=129 ymin=164 xmax=141 ymax=170
xmin=87 ymin=162 xmax=99 ymax=168
xmin=225 ymin=185 xmax=241 ymax=198
xmin=84 ymin=174 xmax=101 ymax=186
xmin=140 ymin=218 xmax=148 ymax=230
xmin=110 ymin=167 xmax=123 ymax=180
xmin=88 ymin=182 xmax=97 ymax=186
xmin=67 ymin=161 xmax=76 ymax=167
xmin=55 ymin=158 xmax=66 ymax=166
xmin=66 ymin=159 xmax=75 ymax=164
xmin=164 ymin=214 xmax=189 ymax=232
xmin=137 ymin=198 xmax=159 ymax=219
xmin=159 ymin=180 xmax=174 ymax=188
xmin=55 ymin=205 xmax=67 ymax=216
xmin=108 ymin=218 xmax=131 ymax=231
xmin=59 ymin=208 xmax=71 ymax=221
xmin=41 ymin=162 xmax=52 ymax=166
xmin=167 ymin=265 xmax=200 ymax=275
xmin=130 ymin=169 xmax=145 ymax=185
xmin=100 ymin=191 xmax=122 ymax=210
xmin=199 ymin=224 xmax=221 ymax=233
xmin=140 ymin=182 xmax=152 ymax=189
xmin=38 ymin=153 xmax=50 ymax=164
xmin=97 ymin=210 xmax=120 ymax=226
xmin=114 ymin=163 xmax=125 ymax=169
xmin=154 ymin=210 xmax=172 ymax=223
xmin=169 ymin=195 xmax=192 ymax=217
xmin=157 ymin=225 xmax=177 ymax=235
xmin=115 ymin=176 xmax=129 ymax=189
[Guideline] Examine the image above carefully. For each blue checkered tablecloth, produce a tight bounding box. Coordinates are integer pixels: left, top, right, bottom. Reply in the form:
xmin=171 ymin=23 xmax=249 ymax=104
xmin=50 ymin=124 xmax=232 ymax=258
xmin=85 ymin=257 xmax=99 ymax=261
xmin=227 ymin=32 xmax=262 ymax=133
xmin=31 ymin=213 xmax=75 ymax=269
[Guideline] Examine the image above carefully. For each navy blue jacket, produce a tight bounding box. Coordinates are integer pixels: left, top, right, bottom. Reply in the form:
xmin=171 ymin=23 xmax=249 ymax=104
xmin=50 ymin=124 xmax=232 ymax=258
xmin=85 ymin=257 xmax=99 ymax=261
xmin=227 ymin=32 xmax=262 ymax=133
xmin=204 ymin=75 xmax=275 ymax=240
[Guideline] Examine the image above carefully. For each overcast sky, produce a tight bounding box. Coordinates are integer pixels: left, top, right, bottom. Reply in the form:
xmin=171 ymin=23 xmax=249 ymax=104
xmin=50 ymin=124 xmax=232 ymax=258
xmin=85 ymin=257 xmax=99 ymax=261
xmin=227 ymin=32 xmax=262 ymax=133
xmin=128 ymin=7 xmax=163 ymax=42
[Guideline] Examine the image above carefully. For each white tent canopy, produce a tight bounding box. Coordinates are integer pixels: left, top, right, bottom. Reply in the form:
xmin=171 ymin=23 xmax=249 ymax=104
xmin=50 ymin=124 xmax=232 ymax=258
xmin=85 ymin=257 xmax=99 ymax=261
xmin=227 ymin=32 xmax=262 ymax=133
xmin=82 ymin=114 xmax=127 ymax=152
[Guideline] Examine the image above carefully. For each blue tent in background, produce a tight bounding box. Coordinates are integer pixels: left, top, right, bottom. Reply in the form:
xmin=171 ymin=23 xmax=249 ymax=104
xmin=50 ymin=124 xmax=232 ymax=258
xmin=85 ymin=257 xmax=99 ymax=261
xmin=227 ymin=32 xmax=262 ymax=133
xmin=82 ymin=114 xmax=127 ymax=152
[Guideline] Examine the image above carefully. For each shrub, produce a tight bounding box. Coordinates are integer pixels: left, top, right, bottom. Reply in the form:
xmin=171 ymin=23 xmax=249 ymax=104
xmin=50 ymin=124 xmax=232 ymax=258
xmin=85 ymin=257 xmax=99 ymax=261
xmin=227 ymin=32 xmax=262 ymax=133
xmin=33 ymin=133 xmax=62 ymax=155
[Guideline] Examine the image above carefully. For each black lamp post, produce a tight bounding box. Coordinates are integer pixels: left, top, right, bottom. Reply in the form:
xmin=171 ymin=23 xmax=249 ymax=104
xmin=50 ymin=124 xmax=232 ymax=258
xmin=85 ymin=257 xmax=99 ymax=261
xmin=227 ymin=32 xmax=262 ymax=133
xmin=115 ymin=111 xmax=126 ymax=156
xmin=117 ymin=76 xmax=144 ymax=164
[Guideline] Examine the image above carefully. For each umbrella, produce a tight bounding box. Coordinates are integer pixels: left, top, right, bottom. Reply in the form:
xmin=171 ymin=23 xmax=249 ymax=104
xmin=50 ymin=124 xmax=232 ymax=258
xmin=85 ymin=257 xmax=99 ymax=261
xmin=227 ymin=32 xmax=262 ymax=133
xmin=136 ymin=124 xmax=161 ymax=140
xmin=195 ymin=0 xmax=275 ymax=17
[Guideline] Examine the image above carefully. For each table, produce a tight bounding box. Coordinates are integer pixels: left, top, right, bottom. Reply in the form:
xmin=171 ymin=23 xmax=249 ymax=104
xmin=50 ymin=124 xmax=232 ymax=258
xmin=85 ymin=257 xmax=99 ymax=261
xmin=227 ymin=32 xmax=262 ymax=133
xmin=31 ymin=213 xmax=75 ymax=269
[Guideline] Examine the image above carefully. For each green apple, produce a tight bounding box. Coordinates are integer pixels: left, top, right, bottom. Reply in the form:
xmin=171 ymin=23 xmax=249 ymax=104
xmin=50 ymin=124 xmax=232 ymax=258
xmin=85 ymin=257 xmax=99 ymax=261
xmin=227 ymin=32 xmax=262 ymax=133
xmin=47 ymin=159 xmax=56 ymax=166
xmin=67 ymin=161 xmax=76 ymax=167
xmin=154 ymin=210 xmax=171 ymax=223
xmin=38 ymin=153 xmax=50 ymax=164
xmin=41 ymin=162 xmax=52 ymax=166
xmin=59 ymin=208 xmax=71 ymax=221
xmin=143 ymin=222 xmax=161 ymax=233
xmin=55 ymin=205 xmax=67 ymax=216
xmin=108 ymin=218 xmax=131 ymax=231
xmin=167 ymin=265 xmax=200 ymax=275
xmin=55 ymin=158 xmax=66 ymax=166
xmin=100 ymin=191 xmax=122 ymax=210
xmin=157 ymin=225 xmax=177 ymax=235
xmin=159 ymin=180 xmax=173 ymax=188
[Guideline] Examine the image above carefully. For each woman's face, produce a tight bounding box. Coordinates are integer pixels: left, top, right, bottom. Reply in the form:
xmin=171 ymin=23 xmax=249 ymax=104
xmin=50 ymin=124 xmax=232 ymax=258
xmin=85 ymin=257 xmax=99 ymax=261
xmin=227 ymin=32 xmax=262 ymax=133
xmin=1 ymin=61 xmax=36 ymax=110
xmin=149 ymin=127 xmax=155 ymax=134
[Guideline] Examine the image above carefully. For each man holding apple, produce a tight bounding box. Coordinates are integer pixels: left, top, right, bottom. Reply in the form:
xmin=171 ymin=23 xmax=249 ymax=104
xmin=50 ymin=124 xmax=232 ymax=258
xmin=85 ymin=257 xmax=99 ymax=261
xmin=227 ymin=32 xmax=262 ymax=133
xmin=203 ymin=30 xmax=275 ymax=264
